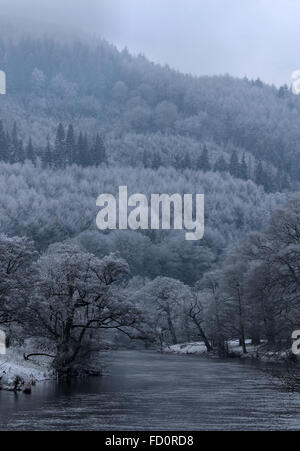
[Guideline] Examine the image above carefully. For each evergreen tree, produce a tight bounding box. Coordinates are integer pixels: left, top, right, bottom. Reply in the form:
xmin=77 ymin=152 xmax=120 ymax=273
xmin=240 ymin=154 xmax=249 ymax=180
xmin=253 ymin=78 xmax=263 ymax=88
xmin=0 ymin=121 xmax=8 ymax=162
xmin=174 ymin=154 xmax=182 ymax=170
xmin=18 ymin=141 xmax=25 ymax=164
xmin=54 ymin=123 xmax=66 ymax=168
xmin=182 ymin=152 xmax=191 ymax=170
xmin=278 ymin=169 xmax=290 ymax=191
xmin=76 ymin=132 xmax=84 ymax=165
xmin=26 ymin=138 xmax=35 ymax=163
xmin=65 ymin=124 xmax=75 ymax=166
xmin=229 ymin=151 xmax=240 ymax=178
xmin=197 ymin=145 xmax=211 ymax=172
xmin=83 ymin=133 xmax=89 ymax=166
xmin=77 ymin=132 xmax=90 ymax=167
xmin=43 ymin=136 xmax=52 ymax=168
xmin=9 ymin=122 xmax=20 ymax=164
xmin=262 ymin=169 xmax=274 ymax=193
xmin=152 ymin=152 xmax=162 ymax=170
xmin=214 ymin=156 xmax=228 ymax=173
xmin=142 ymin=150 xmax=150 ymax=168
xmin=92 ymin=134 xmax=107 ymax=166
xmin=255 ymin=160 xmax=264 ymax=186
xmin=277 ymin=85 xmax=289 ymax=99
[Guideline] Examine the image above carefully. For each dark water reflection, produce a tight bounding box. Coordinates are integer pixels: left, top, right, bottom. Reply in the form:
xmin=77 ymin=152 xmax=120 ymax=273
xmin=0 ymin=350 xmax=300 ymax=431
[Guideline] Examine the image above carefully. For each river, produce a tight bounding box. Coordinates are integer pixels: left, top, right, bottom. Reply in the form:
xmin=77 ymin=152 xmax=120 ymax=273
xmin=0 ymin=350 xmax=300 ymax=431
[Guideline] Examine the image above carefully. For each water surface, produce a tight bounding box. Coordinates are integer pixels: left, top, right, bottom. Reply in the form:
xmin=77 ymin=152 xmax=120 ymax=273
xmin=0 ymin=350 xmax=299 ymax=431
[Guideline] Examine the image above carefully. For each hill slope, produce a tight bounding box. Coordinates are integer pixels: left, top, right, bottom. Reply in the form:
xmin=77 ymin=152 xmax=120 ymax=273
xmin=0 ymin=33 xmax=299 ymax=191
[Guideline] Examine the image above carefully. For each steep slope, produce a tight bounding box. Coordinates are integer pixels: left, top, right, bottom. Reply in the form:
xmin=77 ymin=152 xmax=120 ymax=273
xmin=0 ymin=33 xmax=299 ymax=190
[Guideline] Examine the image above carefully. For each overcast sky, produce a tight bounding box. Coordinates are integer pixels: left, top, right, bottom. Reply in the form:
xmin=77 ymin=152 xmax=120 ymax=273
xmin=2 ymin=0 xmax=300 ymax=86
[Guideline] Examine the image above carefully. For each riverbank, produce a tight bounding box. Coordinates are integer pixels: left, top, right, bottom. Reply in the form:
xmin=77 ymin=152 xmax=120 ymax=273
xmin=164 ymin=340 xmax=292 ymax=362
xmin=0 ymin=339 xmax=291 ymax=393
xmin=0 ymin=347 xmax=54 ymax=392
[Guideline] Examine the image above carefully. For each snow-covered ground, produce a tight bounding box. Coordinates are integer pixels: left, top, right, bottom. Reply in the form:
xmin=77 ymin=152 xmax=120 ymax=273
xmin=0 ymin=347 xmax=54 ymax=391
xmin=165 ymin=342 xmax=208 ymax=355
xmin=165 ymin=340 xmax=291 ymax=362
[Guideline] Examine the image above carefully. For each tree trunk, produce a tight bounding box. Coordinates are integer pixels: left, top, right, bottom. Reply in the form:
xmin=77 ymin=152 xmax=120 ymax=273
xmin=192 ymin=317 xmax=213 ymax=352
xmin=199 ymin=328 xmax=213 ymax=353
xmin=165 ymin=303 xmax=178 ymax=345
xmin=240 ymin=332 xmax=247 ymax=354
xmin=238 ymin=292 xmax=247 ymax=354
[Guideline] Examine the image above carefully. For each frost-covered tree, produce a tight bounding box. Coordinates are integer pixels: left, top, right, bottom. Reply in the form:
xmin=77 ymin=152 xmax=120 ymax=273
xmin=141 ymin=277 xmax=192 ymax=346
xmin=0 ymin=234 xmax=36 ymax=327
xmin=197 ymin=145 xmax=211 ymax=172
xmin=28 ymin=243 xmax=140 ymax=376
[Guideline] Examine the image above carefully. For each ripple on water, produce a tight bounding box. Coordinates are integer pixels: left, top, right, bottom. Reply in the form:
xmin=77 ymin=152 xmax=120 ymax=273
xmin=1 ymin=351 xmax=300 ymax=431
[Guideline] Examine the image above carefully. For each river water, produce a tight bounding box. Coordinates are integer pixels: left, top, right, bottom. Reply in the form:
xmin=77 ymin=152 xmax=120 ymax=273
xmin=0 ymin=350 xmax=300 ymax=431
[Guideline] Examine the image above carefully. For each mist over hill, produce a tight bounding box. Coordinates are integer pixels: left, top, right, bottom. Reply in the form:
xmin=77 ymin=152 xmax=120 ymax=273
xmin=0 ymin=26 xmax=292 ymax=281
xmin=0 ymin=29 xmax=298 ymax=193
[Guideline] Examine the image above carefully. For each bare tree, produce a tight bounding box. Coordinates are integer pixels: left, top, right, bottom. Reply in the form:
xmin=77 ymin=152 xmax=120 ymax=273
xmin=187 ymin=288 xmax=213 ymax=352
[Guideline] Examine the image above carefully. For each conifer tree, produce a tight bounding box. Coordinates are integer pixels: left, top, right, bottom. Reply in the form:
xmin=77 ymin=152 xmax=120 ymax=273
xmin=142 ymin=150 xmax=149 ymax=168
xmin=174 ymin=154 xmax=182 ymax=170
xmin=182 ymin=152 xmax=191 ymax=170
xmin=214 ymin=156 xmax=228 ymax=173
xmin=43 ymin=136 xmax=52 ymax=168
xmin=18 ymin=141 xmax=25 ymax=164
xmin=197 ymin=145 xmax=211 ymax=172
xmin=26 ymin=138 xmax=35 ymax=163
xmin=152 ymin=152 xmax=162 ymax=170
xmin=9 ymin=122 xmax=20 ymax=164
xmin=255 ymin=160 xmax=265 ymax=187
xmin=92 ymin=134 xmax=107 ymax=166
xmin=0 ymin=120 xmax=8 ymax=162
xmin=65 ymin=124 xmax=75 ymax=166
xmin=229 ymin=151 xmax=240 ymax=178
xmin=77 ymin=132 xmax=89 ymax=167
xmin=255 ymin=159 xmax=273 ymax=192
xmin=54 ymin=123 xmax=66 ymax=168
xmin=240 ymin=154 xmax=249 ymax=180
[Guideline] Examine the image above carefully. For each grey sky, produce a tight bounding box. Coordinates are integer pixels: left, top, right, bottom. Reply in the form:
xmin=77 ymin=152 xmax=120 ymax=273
xmin=2 ymin=0 xmax=300 ymax=85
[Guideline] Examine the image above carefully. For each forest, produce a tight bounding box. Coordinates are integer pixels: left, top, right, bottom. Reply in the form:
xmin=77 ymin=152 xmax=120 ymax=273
xmin=0 ymin=30 xmax=299 ymax=377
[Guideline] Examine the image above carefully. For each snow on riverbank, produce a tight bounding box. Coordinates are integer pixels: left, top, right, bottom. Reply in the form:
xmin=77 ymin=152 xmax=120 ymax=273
xmin=165 ymin=340 xmax=291 ymax=362
xmin=165 ymin=342 xmax=208 ymax=355
xmin=0 ymin=347 xmax=54 ymax=391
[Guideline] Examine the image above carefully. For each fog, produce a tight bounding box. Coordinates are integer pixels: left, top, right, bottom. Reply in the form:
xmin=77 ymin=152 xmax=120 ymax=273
xmin=1 ymin=0 xmax=300 ymax=85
